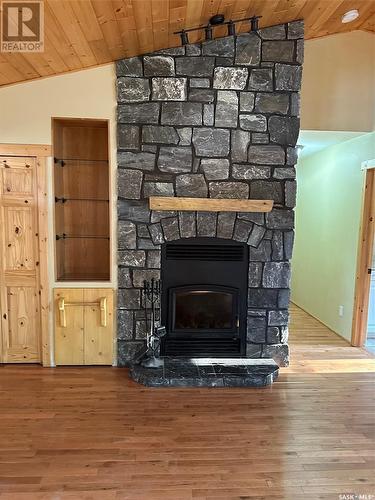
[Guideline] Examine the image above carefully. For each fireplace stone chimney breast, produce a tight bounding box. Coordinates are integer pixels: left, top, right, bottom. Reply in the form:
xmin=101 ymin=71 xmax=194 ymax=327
xmin=116 ymin=20 xmax=304 ymax=367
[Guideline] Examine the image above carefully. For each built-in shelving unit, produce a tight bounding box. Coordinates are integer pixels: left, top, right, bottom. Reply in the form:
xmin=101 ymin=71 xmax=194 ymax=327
xmin=53 ymin=118 xmax=110 ymax=282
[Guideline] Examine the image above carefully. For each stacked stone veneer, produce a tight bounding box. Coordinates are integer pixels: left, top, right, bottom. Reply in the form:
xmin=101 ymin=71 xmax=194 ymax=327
xmin=116 ymin=21 xmax=304 ymax=367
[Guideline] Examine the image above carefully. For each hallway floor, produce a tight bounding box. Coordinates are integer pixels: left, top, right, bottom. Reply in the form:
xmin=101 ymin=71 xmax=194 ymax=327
xmin=0 ymin=305 xmax=374 ymax=500
xmin=365 ymin=338 xmax=375 ymax=355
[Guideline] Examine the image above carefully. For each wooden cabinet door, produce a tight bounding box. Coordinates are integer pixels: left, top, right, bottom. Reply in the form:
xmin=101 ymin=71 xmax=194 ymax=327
xmin=54 ymin=288 xmax=113 ymax=365
xmin=0 ymin=156 xmax=42 ymax=362
xmin=84 ymin=289 xmax=113 ymax=365
xmin=54 ymin=289 xmax=84 ymax=365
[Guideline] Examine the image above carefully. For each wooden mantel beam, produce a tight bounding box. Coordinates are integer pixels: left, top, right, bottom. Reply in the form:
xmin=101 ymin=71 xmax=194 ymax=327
xmin=149 ymin=197 xmax=274 ymax=213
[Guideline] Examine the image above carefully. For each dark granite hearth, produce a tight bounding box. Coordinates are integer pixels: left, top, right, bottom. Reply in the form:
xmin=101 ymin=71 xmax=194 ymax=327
xmin=130 ymin=357 xmax=279 ymax=387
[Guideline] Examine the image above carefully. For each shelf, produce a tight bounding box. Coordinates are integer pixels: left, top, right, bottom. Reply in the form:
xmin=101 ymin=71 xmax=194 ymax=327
xmin=149 ymin=197 xmax=274 ymax=213
xmin=56 ymin=234 xmax=110 ymax=240
xmin=53 ymin=118 xmax=110 ymax=282
xmin=54 ymin=157 xmax=108 ymax=166
xmin=57 ymin=273 xmax=111 ymax=282
xmin=55 ymin=197 xmax=109 ymax=203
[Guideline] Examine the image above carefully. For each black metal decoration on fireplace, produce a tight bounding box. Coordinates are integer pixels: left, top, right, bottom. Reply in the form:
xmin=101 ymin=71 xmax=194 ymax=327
xmin=175 ymin=13 xmax=262 ymax=45
xmin=140 ymin=278 xmax=166 ymax=368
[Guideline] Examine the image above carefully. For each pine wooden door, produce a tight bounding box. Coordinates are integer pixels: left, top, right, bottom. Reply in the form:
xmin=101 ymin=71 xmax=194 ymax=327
xmin=0 ymin=156 xmax=42 ymax=362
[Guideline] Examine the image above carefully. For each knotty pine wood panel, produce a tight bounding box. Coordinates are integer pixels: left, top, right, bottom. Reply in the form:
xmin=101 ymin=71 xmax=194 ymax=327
xmin=3 ymin=286 xmax=40 ymax=362
xmin=54 ymin=288 xmax=114 ymax=365
xmin=2 ymin=207 xmax=36 ymax=271
xmin=0 ymin=305 xmax=374 ymax=497
xmin=1 ymin=0 xmax=374 ymax=87
xmin=83 ymin=288 xmax=114 ymax=365
xmin=54 ymin=288 xmax=85 ymax=365
xmin=1 ymin=157 xmax=34 ymax=196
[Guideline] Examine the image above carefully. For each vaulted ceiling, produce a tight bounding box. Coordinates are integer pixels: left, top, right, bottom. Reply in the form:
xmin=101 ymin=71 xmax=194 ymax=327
xmin=0 ymin=0 xmax=374 ymax=87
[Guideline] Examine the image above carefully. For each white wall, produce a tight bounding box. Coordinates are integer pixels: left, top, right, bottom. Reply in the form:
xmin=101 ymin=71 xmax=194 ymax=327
xmin=0 ymin=63 xmax=116 ymax=144
xmin=301 ymin=31 xmax=375 ymax=132
xmin=291 ymin=133 xmax=375 ymax=341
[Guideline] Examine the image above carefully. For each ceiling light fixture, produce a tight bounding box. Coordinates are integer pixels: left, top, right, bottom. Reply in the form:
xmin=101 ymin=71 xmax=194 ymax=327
xmin=341 ymin=9 xmax=359 ymax=23
xmin=205 ymin=25 xmax=213 ymax=40
xmin=180 ymin=30 xmax=189 ymax=45
xmin=227 ymin=20 xmax=236 ymax=36
xmin=209 ymin=14 xmax=225 ymax=25
xmin=250 ymin=15 xmax=261 ymax=32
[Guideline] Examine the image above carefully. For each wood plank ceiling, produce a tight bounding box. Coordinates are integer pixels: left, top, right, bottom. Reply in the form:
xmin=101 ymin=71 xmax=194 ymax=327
xmin=0 ymin=0 xmax=374 ymax=87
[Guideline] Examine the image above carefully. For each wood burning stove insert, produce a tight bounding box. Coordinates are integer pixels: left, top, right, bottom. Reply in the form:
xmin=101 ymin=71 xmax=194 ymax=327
xmin=161 ymin=238 xmax=248 ymax=357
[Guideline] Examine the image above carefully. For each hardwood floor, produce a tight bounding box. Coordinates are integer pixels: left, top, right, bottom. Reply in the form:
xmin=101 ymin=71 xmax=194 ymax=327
xmin=0 ymin=304 xmax=374 ymax=500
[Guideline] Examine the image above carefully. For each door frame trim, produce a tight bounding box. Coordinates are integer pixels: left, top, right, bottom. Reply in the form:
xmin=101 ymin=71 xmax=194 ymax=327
xmin=0 ymin=144 xmax=51 ymax=157
xmin=351 ymin=167 xmax=375 ymax=346
xmin=0 ymin=143 xmax=52 ymax=366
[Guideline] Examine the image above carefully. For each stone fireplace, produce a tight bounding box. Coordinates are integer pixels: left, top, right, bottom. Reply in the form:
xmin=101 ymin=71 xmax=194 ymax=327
xmin=116 ymin=20 xmax=304 ymax=367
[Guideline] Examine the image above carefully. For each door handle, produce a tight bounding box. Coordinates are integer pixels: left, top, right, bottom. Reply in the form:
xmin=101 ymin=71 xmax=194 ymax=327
xmin=58 ymin=297 xmax=107 ymax=327
xmin=100 ymin=297 xmax=107 ymax=327
xmin=58 ymin=298 xmax=66 ymax=327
